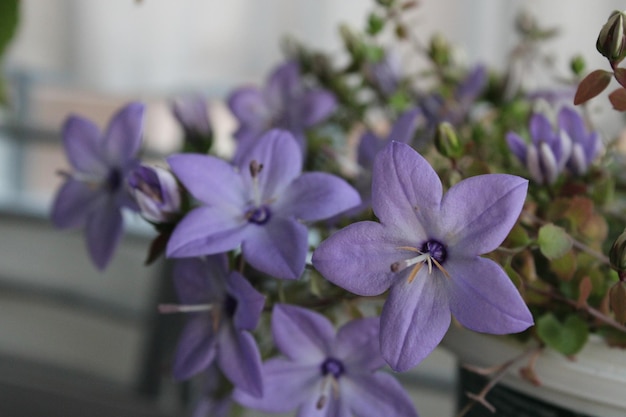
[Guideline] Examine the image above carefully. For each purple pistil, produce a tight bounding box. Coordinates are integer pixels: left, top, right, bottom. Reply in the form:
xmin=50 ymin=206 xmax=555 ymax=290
xmin=421 ymin=239 xmax=447 ymax=264
xmin=247 ymin=205 xmax=271 ymax=225
xmin=320 ymin=357 xmax=345 ymax=379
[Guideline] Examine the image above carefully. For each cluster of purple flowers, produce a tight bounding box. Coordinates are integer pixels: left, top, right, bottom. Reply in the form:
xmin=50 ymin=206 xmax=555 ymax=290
xmin=52 ymin=60 xmax=537 ymax=416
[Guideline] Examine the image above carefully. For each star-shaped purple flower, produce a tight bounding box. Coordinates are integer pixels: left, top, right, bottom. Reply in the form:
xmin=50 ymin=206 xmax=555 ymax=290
xmin=160 ymin=255 xmax=265 ymax=397
xmin=234 ymin=304 xmax=418 ymax=417
xmin=506 ymin=112 xmax=572 ymax=184
xmin=227 ymin=61 xmax=337 ymax=158
xmin=166 ymin=129 xmax=361 ymax=280
xmin=312 ymin=141 xmax=533 ymax=371
xmin=50 ymin=102 xmax=144 ymax=270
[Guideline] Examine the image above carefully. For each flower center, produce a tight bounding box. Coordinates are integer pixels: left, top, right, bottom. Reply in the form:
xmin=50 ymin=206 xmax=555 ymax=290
xmin=390 ymin=239 xmax=450 ymax=283
xmin=246 ymin=205 xmax=271 ymax=225
xmin=320 ymin=357 xmax=344 ymax=379
xmin=223 ymin=295 xmax=238 ymax=318
xmin=107 ymin=168 xmax=123 ymax=192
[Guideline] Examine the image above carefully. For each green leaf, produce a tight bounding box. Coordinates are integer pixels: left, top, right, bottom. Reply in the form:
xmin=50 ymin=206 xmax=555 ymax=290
xmin=366 ymin=13 xmax=385 ymax=36
xmin=537 ymin=223 xmax=572 ymax=260
xmin=536 ymin=313 xmax=589 ymax=356
xmin=573 ymin=69 xmax=612 ymax=105
xmin=0 ymin=0 xmax=19 ymax=105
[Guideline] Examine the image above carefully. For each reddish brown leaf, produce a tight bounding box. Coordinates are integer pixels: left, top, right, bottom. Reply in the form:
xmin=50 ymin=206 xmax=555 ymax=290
xmin=573 ymin=69 xmax=612 ymax=105
xmin=576 ymin=276 xmax=592 ymax=309
xmin=615 ymin=68 xmax=626 ymax=88
xmin=609 ymin=88 xmax=626 ymax=111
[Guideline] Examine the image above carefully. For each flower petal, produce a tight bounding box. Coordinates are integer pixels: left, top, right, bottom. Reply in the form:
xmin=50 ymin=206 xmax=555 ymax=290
xmin=372 ymin=141 xmax=440 ymax=238
xmin=61 ymin=116 xmax=107 ymax=174
xmin=272 ymin=304 xmax=334 ymax=363
xmin=242 ymin=216 xmax=307 ymax=280
xmin=312 ymin=221 xmax=404 ymax=296
xmin=265 ymin=61 xmax=300 ymax=110
xmin=227 ymin=271 xmax=265 ymax=331
xmin=172 ymin=256 xmax=227 ymax=304
xmin=227 ymin=87 xmax=270 ymax=128
xmin=173 ymin=315 xmax=217 ymax=380
xmin=298 ymin=89 xmax=337 ymax=126
xmin=85 ymin=199 xmax=123 ymax=270
xmin=217 ymin=325 xmax=264 ymax=398
xmin=334 ymin=317 xmax=385 ymax=371
xmin=167 ymin=153 xmax=246 ymax=208
xmin=233 ymin=358 xmax=318 ymax=413
xmin=277 ymin=172 xmax=361 ymax=222
xmin=447 ymin=256 xmax=533 ymax=334
xmin=529 ymin=113 xmax=555 ymax=145
xmin=50 ymin=179 xmax=102 ymax=228
xmin=506 ymin=132 xmax=528 ymax=164
xmin=343 ymin=372 xmax=418 ymax=417
xmin=102 ymin=102 xmax=144 ymax=165
xmin=238 ymin=129 xmax=302 ymax=203
xmin=166 ymin=206 xmax=248 ymax=258
xmin=380 ymin=270 xmax=451 ymax=371
xmin=440 ymin=174 xmax=528 ymax=256
xmin=388 ymin=107 xmax=421 ymax=144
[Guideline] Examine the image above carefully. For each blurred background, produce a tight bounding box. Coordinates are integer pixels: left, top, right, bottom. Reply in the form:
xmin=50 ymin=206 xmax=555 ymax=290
xmin=0 ymin=1 xmax=624 ymax=416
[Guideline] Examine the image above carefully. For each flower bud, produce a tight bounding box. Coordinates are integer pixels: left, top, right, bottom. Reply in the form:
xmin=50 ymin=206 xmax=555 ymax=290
xmin=609 ymin=281 xmax=626 ymax=324
xmin=171 ymin=96 xmax=213 ymax=153
xmin=434 ymin=122 xmax=463 ymax=159
xmin=428 ymin=33 xmax=451 ymax=67
xmin=609 ymin=228 xmax=626 ymax=273
xmin=596 ymin=10 xmax=626 ymax=63
xmin=128 ymin=165 xmax=181 ymax=223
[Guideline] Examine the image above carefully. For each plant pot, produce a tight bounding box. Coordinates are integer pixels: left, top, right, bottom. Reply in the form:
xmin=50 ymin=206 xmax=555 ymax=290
xmin=441 ymin=325 xmax=626 ymax=417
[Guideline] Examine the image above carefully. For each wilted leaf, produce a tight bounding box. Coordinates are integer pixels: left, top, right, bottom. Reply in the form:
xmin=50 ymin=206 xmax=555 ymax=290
xmin=538 ymin=223 xmax=572 ymax=260
xmin=576 ymin=276 xmax=592 ymax=308
xmin=608 ymin=88 xmax=626 ymax=111
xmin=573 ymin=69 xmax=612 ymax=105
xmin=536 ymin=313 xmax=589 ymax=356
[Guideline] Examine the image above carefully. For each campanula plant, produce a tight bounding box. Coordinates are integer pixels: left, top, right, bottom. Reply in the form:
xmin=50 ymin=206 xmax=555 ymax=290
xmin=48 ymin=2 xmax=626 ymax=416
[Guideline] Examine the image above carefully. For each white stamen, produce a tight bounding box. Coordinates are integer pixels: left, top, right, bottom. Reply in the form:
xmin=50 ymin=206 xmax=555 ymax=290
xmin=158 ymin=303 xmax=214 ymax=314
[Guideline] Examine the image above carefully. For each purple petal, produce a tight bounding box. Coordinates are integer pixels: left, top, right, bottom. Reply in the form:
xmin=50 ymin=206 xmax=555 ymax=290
xmin=242 ymin=216 xmax=308 ymax=280
xmin=166 ymin=206 xmax=249 ymax=258
xmin=343 ymin=372 xmax=418 ymax=417
xmin=61 ymin=116 xmax=107 ymax=174
xmin=238 ymin=130 xmax=302 ymax=203
xmin=173 ymin=315 xmax=217 ymax=380
xmin=372 ymin=141 xmax=440 ymax=238
xmin=227 ymin=271 xmax=265 ymax=331
xmin=102 ymin=102 xmax=144 ymax=165
xmin=233 ymin=358 xmax=317 ymax=413
xmin=172 ymin=256 xmax=227 ymax=304
xmin=312 ymin=221 xmax=402 ymax=296
xmin=333 ymin=317 xmax=385 ymax=371
xmin=85 ymin=199 xmax=123 ymax=270
xmin=357 ymin=131 xmax=383 ymax=168
xmin=272 ymin=304 xmax=334 ymax=363
xmin=171 ymin=95 xmax=211 ymax=135
xmin=227 ymin=87 xmax=271 ymax=128
xmin=557 ymin=107 xmax=586 ymax=142
xmin=447 ymin=256 xmax=533 ymax=333
xmin=440 ymin=174 xmax=528 ymax=256
xmin=265 ymin=61 xmax=301 ymax=109
xmin=297 ymin=389 xmax=348 ymax=417
xmin=217 ymin=326 xmax=264 ymax=398
xmin=277 ymin=172 xmax=361 ymax=222
xmin=167 ymin=153 xmax=246 ymax=207
xmin=380 ymin=272 xmax=451 ymax=371
xmin=388 ymin=107 xmax=421 ymax=144
xmin=298 ymin=89 xmax=337 ymax=126
xmin=506 ymin=132 xmax=528 ymax=164
xmin=50 ymin=179 xmax=102 ymax=228
xmin=529 ymin=113 xmax=555 ymax=145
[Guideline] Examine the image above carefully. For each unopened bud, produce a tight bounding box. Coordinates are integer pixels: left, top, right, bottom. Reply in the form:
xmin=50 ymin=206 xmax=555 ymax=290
xmin=435 ymin=122 xmax=462 ymax=158
xmin=596 ymin=10 xmax=626 ymax=63
xmin=609 ymin=228 xmax=626 ymax=273
xmin=428 ymin=33 xmax=450 ymax=67
xmin=609 ymin=281 xmax=626 ymax=324
xmin=570 ymin=55 xmax=586 ymax=76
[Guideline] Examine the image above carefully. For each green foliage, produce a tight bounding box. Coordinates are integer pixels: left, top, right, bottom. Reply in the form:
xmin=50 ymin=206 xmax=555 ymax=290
xmin=0 ymin=0 xmax=19 ymax=105
xmin=536 ymin=313 xmax=589 ymax=356
xmin=537 ymin=223 xmax=573 ymax=260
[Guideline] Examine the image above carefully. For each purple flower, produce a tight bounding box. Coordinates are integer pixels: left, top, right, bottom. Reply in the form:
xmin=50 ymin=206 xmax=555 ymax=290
xmin=312 ymin=141 xmax=533 ymax=371
xmin=364 ymin=50 xmax=402 ymax=96
xmin=171 ymin=95 xmax=213 ymax=152
xmin=557 ymin=107 xmax=602 ymax=175
xmin=234 ymin=304 xmax=418 ymax=417
xmin=227 ymin=61 xmax=337 ymax=157
xmin=128 ymin=165 xmax=181 ymax=223
xmin=159 ymin=256 xmax=265 ymax=397
xmin=50 ymin=102 xmax=144 ymax=270
xmin=166 ymin=129 xmax=361 ymax=280
xmin=507 ymin=112 xmax=572 ymax=184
